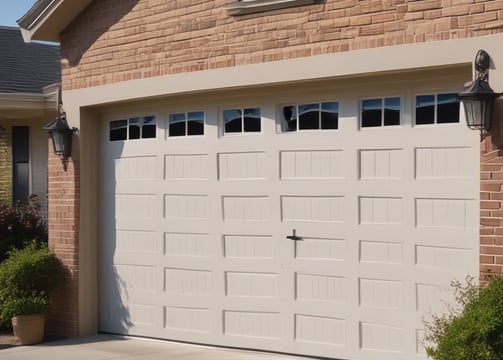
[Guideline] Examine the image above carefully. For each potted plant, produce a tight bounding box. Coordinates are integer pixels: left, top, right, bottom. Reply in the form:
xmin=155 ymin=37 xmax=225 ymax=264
xmin=0 ymin=242 xmax=62 ymax=345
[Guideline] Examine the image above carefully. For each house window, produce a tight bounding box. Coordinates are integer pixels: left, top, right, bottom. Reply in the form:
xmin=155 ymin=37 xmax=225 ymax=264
xmin=225 ymin=0 xmax=317 ymax=15
xmin=415 ymin=93 xmax=459 ymax=125
xmin=12 ymin=126 xmax=29 ymax=204
xmin=109 ymin=116 xmax=156 ymax=141
xmin=168 ymin=111 xmax=204 ymax=137
xmin=283 ymin=101 xmax=339 ymax=131
xmin=361 ymin=97 xmax=401 ymax=128
xmin=223 ymin=108 xmax=261 ymax=134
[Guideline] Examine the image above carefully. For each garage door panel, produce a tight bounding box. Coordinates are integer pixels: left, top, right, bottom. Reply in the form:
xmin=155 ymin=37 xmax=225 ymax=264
xmin=412 ymin=228 xmax=477 ymax=246
xmin=222 ymin=310 xmax=282 ymax=340
xmin=161 ymin=221 xmax=212 ymax=234
xmin=281 ymin=222 xmax=350 ymax=239
xmin=223 ymin=234 xmax=277 ymax=259
xmin=162 ymin=257 xmax=217 ymax=272
xmin=101 ymin=87 xmax=478 ymax=360
xmin=162 ymin=306 xmax=213 ymax=334
xmin=164 ymin=153 xmax=210 ymax=180
xmin=279 ymin=149 xmax=345 ymax=180
xmin=415 ymin=146 xmax=476 ymax=179
xmin=293 ymin=313 xmax=348 ymax=346
xmin=293 ymin=236 xmax=347 ymax=261
xmin=281 ymin=195 xmax=345 ymax=223
xmin=113 ymin=253 xmax=161 ymax=267
xmin=163 ymin=232 xmax=213 ymax=257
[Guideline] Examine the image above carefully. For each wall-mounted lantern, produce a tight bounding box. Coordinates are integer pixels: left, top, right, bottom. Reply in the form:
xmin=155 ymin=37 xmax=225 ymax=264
xmin=44 ymin=103 xmax=77 ymax=171
xmin=458 ymin=49 xmax=500 ymax=138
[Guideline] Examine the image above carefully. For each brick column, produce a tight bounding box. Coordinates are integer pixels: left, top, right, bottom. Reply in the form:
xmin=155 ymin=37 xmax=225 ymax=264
xmin=0 ymin=123 xmax=12 ymax=203
xmin=480 ymin=102 xmax=503 ymax=280
xmin=46 ymin=138 xmax=80 ymax=336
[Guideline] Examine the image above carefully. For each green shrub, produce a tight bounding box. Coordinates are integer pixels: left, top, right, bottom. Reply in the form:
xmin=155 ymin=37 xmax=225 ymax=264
xmin=0 ymin=242 xmax=62 ymax=326
xmin=0 ymin=195 xmax=48 ymax=263
xmin=424 ymin=276 xmax=503 ymax=360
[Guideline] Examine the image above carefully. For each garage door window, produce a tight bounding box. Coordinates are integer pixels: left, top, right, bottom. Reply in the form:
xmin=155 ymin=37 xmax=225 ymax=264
xmin=169 ymin=111 xmax=205 ymax=137
xmin=361 ymin=97 xmax=401 ymax=128
xmin=282 ymin=101 xmax=339 ymax=131
xmin=415 ymin=93 xmax=459 ymax=125
xmin=224 ymin=107 xmax=261 ymax=134
xmin=109 ymin=116 xmax=156 ymax=141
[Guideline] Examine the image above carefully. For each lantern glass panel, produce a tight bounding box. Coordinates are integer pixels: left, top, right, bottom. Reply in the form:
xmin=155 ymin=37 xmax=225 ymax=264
xmin=51 ymin=132 xmax=66 ymax=154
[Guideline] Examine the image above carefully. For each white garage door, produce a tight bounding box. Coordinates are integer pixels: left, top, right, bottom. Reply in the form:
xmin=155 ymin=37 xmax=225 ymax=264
xmin=99 ymin=80 xmax=479 ymax=360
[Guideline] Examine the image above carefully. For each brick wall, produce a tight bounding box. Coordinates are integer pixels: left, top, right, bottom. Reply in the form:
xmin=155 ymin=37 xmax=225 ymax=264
xmin=54 ymin=0 xmax=503 ymax=334
xmin=46 ymin=139 xmax=80 ymax=336
xmin=480 ymin=102 xmax=503 ymax=280
xmin=60 ymin=0 xmax=503 ymax=91
xmin=0 ymin=122 xmax=12 ymax=203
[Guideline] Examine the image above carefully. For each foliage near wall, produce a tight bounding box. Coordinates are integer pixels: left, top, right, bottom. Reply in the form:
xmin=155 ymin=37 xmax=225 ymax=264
xmin=0 ymin=195 xmax=48 ymax=263
xmin=424 ymin=276 xmax=503 ymax=360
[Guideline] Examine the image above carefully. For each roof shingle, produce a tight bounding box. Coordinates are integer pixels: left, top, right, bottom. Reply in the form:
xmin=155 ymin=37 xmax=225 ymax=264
xmin=0 ymin=26 xmax=60 ymax=94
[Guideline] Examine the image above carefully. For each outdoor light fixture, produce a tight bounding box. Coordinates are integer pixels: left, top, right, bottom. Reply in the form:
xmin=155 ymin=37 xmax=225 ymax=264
xmin=459 ymin=49 xmax=500 ymax=138
xmin=44 ymin=102 xmax=77 ymax=171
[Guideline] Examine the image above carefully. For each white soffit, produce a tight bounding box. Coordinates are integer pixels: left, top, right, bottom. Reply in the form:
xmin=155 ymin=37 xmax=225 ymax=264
xmin=19 ymin=0 xmax=92 ymax=43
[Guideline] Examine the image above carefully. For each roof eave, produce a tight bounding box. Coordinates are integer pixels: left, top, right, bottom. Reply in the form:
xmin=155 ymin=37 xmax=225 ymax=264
xmin=17 ymin=0 xmax=92 ymax=43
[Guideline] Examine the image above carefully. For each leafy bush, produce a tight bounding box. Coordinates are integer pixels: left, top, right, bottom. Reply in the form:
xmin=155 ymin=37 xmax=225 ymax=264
xmin=0 ymin=195 xmax=47 ymax=263
xmin=0 ymin=242 xmax=62 ymax=326
xmin=424 ymin=275 xmax=503 ymax=360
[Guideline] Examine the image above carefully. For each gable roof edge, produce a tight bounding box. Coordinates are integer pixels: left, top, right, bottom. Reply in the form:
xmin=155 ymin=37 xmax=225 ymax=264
xmin=17 ymin=0 xmax=92 ymax=43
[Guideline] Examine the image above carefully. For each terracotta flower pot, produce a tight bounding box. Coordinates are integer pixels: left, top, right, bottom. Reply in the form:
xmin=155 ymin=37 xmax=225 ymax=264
xmin=11 ymin=314 xmax=45 ymax=345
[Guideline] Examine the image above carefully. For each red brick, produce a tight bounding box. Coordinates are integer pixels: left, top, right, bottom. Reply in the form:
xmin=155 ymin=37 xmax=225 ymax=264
xmin=481 ymin=236 xmax=495 ymax=245
xmin=481 ymin=246 xmax=503 ymax=255
xmin=480 ymin=264 xmax=503 ymax=275
xmin=491 ymin=172 xmax=503 ymax=180
xmin=491 ymin=192 xmax=503 ymax=200
xmin=480 ymin=255 xmax=495 ymax=263
xmin=481 ymin=182 xmax=503 ymax=192
xmin=481 ymin=164 xmax=502 ymax=171
xmin=481 ymin=227 xmax=495 ymax=235
xmin=481 ymin=217 xmax=503 ymax=227
xmin=481 ymin=200 xmax=502 ymax=209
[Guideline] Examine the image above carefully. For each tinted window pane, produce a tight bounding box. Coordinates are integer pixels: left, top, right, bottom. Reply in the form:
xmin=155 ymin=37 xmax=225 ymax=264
xmin=362 ymin=99 xmax=382 ymax=127
xmin=321 ymin=102 xmax=338 ymax=129
xmin=416 ymin=95 xmax=435 ymax=125
xmin=243 ymin=108 xmax=261 ymax=132
xmin=187 ymin=111 xmax=204 ymax=135
xmin=384 ymin=97 xmax=400 ymax=126
xmin=437 ymin=93 xmax=460 ymax=124
xmin=142 ymin=116 xmax=156 ymax=138
xmin=224 ymin=109 xmax=242 ymax=133
xmin=283 ymin=106 xmax=297 ymax=131
xmin=169 ymin=113 xmax=186 ymax=137
xmin=12 ymin=127 xmax=29 ymax=204
xmin=299 ymin=103 xmax=319 ymax=130
xmin=110 ymin=120 xmax=128 ymax=141
xmin=129 ymin=117 xmax=141 ymax=139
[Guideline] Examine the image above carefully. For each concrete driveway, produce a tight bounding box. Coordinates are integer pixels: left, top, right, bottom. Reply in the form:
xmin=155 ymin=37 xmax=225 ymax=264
xmin=0 ymin=334 xmax=313 ymax=360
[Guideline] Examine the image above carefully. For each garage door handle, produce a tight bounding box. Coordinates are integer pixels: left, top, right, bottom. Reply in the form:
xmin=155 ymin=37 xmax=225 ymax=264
xmin=286 ymin=229 xmax=302 ymax=241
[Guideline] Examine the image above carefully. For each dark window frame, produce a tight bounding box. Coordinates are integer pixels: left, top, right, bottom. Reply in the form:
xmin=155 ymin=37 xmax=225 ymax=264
xmin=282 ymin=101 xmax=339 ymax=132
xmin=361 ymin=96 xmax=401 ymax=128
xmin=168 ymin=111 xmax=205 ymax=137
xmin=109 ymin=116 xmax=157 ymax=142
xmin=223 ymin=107 xmax=261 ymax=135
xmin=415 ymin=93 xmax=460 ymax=126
